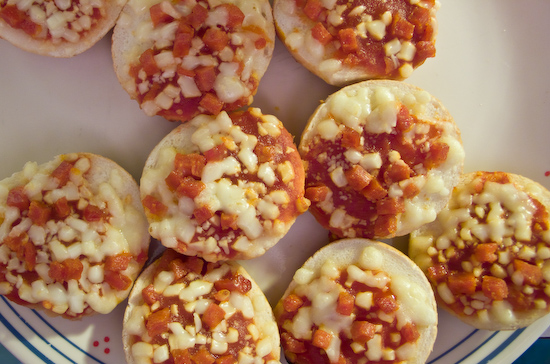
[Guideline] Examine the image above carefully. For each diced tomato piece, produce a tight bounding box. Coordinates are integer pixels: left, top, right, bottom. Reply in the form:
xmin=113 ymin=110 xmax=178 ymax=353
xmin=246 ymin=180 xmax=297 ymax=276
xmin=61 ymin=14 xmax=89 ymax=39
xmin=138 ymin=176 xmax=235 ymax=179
xmin=374 ymin=214 xmax=397 ymax=237
xmin=215 ymin=355 xmax=237 ymax=364
xmin=311 ymin=22 xmax=333 ymax=45
xmin=176 ymin=177 xmax=205 ymax=199
xmin=513 ymin=259 xmax=543 ymax=286
xmin=350 ymin=321 xmax=376 ymax=344
xmin=375 ymin=293 xmax=398 ymax=313
xmin=139 ymin=49 xmax=161 ymax=76
xmin=173 ymin=23 xmax=194 ymax=58
xmin=142 ymin=283 xmax=161 ymax=306
xmin=396 ymin=105 xmax=415 ymax=132
xmin=0 ymin=5 xmax=41 ymax=36
xmin=175 ymin=153 xmax=207 ymax=178
xmin=312 ymin=329 xmax=332 ymax=349
xmin=409 ymin=6 xmax=430 ymax=27
xmin=216 ymin=3 xmax=244 ymax=30
xmin=376 ymin=197 xmax=405 ymax=215
xmin=7 ymin=186 xmax=30 ymax=211
xmin=447 ymin=272 xmax=477 ymax=295
xmin=193 ymin=205 xmax=214 ymax=225
xmin=165 ymin=170 xmax=185 ymax=191
xmin=186 ymin=256 xmax=205 ymax=274
xmin=425 ymin=142 xmax=449 ymax=169
xmin=146 ymin=307 xmax=171 ymax=338
xmin=199 ymin=93 xmax=224 ymax=115
xmin=339 ymin=28 xmax=358 ymax=53
xmin=220 ymin=212 xmax=238 ymax=230
xmin=255 ymin=145 xmax=278 ymax=163
xmin=173 ymin=349 xmax=193 ymax=364
xmin=390 ymin=13 xmax=415 ymax=40
xmin=149 ymin=2 xmax=174 ymax=27
xmin=401 ymin=322 xmax=420 ymax=343
xmin=305 ymin=185 xmax=330 ymax=202
xmin=474 ymin=243 xmax=498 ymax=263
xmin=361 ymin=179 xmax=387 ymax=201
xmin=340 ymin=127 xmax=361 ymax=149
xmin=202 ymin=302 xmax=226 ymax=328
xmin=283 ymin=293 xmax=304 ymax=313
xmin=83 ymin=204 xmax=103 ymax=222
xmin=214 ymin=274 xmax=251 ymax=294
xmin=204 ymin=143 xmax=229 ymax=162
xmin=187 ymin=3 xmax=208 ymax=30
xmin=336 ymin=290 xmax=354 ymax=316
xmin=49 ymin=258 xmax=84 ymax=282
xmin=345 ymin=165 xmax=373 ymax=192
xmin=384 ymin=162 xmax=412 ymax=184
xmin=105 ymin=253 xmax=133 ymax=272
xmin=415 ymin=41 xmax=436 ymax=60
xmin=51 ymin=160 xmax=73 ymax=187
xmin=194 ymin=65 xmax=217 ymax=92
xmin=142 ymin=195 xmax=168 ymax=217
xmin=482 ymin=276 xmax=508 ymax=301
xmin=303 ymin=0 xmax=323 ymax=21
xmin=282 ymin=332 xmax=307 ymax=354
xmin=104 ymin=270 xmax=132 ymax=290
xmin=214 ymin=289 xmax=231 ymax=302
xmin=402 ymin=182 xmax=420 ymax=199
xmin=28 ymin=200 xmax=51 ymax=226
xmin=53 ymin=197 xmax=71 ymax=220
xmin=169 ymin=259 xmax=188 ymax=281
xmin=3 ymin=233 xmax=26 ymax=252
xmin=203 ymin=27 xmax=229 ymax=52
xmin=22 ymin=241 xmax=37 ymax=271
xmin=427 ymin=263 xmax=448 ymax=283
xmin=192 ymin=346 xmax=216 ymax=364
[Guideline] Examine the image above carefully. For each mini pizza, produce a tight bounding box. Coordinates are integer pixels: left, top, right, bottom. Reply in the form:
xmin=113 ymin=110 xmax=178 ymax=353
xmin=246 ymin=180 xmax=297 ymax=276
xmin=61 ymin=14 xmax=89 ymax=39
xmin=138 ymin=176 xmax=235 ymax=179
xmin=122 ymin=248 xmax=280 ymax=364
xmin=409 ymin=171 xmax=550 ymax=330
xmin=140 ymin=108 xmax=309 ymax=262
xmin=273 ymin=0 xmax=439 ymax=86
xmin=112 ymin=0 xmax=275 ymax=122
xmin=299 ymin=80 xmax=464 ymax=240
xmin=275 ymin=238 xmax=437 ymax=364
xmin=0 ymin=153 xmax=150 ymax=319
xmin=0 ymin=0 xmax=127 ymax=57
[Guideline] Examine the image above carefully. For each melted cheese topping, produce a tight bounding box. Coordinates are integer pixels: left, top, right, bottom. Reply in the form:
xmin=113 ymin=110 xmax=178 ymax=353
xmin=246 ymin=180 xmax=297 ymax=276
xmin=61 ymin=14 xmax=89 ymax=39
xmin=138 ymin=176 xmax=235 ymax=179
xmin=277 ymin=245 xmax=435 ymax=363
xmin=302 ymin=84 xmax=464 ymax=239
xmin=141 ymin=109 xmax=307 ymax=261
xmin=410 ymin=172 xmax=550 ymax=326
xmin=0 ymin=153 xmax=148 ymax=317
xmin=125 ymin=253 xmax=279 ymax=364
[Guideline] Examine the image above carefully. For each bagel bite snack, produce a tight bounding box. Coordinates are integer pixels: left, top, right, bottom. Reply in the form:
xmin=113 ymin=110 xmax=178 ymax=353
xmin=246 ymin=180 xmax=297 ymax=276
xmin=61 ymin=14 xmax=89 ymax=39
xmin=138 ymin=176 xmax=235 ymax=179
xmin=273 ymin=0 xmax=439 ymax=85
xmin=112 ymin=0 xmax=275 ymax=122
xmin=0 ymin=153 xmax=150 ymax=319
xmin=300 ymin=80 xmax=464 ymax=240
xmin=140 ymin=108 xmax=308 ymax=262
xmin=123 ymin=248 xmax=280 ymax=364
xmin=410 ymin=171 xmax=550 ymax=330
xmin=0 ymin=0 xmax=127 ymax=57
xmin=275 ymin=238 xmax=437 ymax=364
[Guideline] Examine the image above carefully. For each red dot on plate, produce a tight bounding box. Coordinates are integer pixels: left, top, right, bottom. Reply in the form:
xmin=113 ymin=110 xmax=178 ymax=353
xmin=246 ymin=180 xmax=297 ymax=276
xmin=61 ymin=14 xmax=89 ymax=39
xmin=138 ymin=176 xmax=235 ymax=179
xmin=545 ymin=171 xmax=550 ymax=177
xmin=104 ymin=336 xmax=110 ymax=343
xmin=93 ymin=341 xmax=99 ymax=347
xmin=104 ymin=348 xmax=110 ymax=354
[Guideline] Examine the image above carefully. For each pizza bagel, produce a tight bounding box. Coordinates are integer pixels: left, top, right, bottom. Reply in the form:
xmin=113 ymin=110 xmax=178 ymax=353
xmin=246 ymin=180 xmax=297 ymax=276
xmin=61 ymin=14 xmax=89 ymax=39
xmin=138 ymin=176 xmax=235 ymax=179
xmin=0 ymin=0 xmax=127 ymax=57
xmin=140 ymin=108 xmax=309 ymax=262
xmin=275 ymin=238 xmax=438 ymax=364
xmin=112 ymin=0 xmax=275 ymax=122
xmin=273 ymin=0 xmax=439 ymax=86
xmin=410 ymin=171 xmax=550 ymax=330
xmin=0 ymin=153 xmax=150 ymax=319
xmin=122 ymin=248 xmax=280 ymax=364
xmin=299 ymin=80 xmax=464 ymax=240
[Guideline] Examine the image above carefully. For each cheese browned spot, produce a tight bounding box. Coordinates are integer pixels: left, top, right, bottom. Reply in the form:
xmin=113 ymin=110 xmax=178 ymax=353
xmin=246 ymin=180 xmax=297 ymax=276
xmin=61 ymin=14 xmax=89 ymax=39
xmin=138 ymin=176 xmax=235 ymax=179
xmin=300 ymin=81 xmax=464 ymax=240
xmin=141 ymin=108 xmax=308 ymax=262
xmin=123 ymin=249 xmax=280 ymax=364
xmin=274 ymin=0 xmax=439 ymax=85
xmin=0 ymin=153 xmax=149 ymax=318
xmin=410 ymin=171 xmax=550 ymax=330
xmin=113 ymin=0 xmax=275 ymax=121
xmin=275 ymin=241 xmax=437 ymax=364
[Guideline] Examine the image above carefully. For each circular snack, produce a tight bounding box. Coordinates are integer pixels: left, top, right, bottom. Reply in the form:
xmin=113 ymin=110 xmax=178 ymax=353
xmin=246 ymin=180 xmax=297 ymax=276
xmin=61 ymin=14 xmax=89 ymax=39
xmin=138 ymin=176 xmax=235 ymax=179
xmin=123 ymin=248 xmax=280 ymax=364
xmin=300 ymin=80 xmax=464 ymax=240
xmin=0 ymin=0 xmax=127 ymax=57
xmin=275 ymin=238 xmax=437 ymax=364
xmin=410 ymin=171 xmax=550 ymax=330
xmin=112 ymin=0 xmax=275 ymax=122
xmin=273 ymin=0 xmax=439 ymax=86
xmin=0 ymin=153 xmax=150 ymax=319
xmin=140 ymin=108 xmax=308 ymax=261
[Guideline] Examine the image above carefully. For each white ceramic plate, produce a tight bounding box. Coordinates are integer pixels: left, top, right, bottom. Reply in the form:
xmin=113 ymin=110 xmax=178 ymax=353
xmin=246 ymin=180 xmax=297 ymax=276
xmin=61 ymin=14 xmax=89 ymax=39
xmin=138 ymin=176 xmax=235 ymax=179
xmin=1 ymin=1 xmax=550 ymax=363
